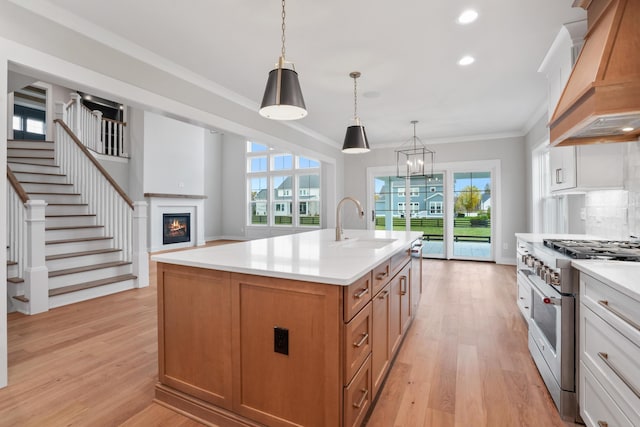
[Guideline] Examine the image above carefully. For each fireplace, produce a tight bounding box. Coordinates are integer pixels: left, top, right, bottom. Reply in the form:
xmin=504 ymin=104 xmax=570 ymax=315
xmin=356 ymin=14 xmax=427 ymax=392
xmin=163 ymin=213 xmax=191 ymax=245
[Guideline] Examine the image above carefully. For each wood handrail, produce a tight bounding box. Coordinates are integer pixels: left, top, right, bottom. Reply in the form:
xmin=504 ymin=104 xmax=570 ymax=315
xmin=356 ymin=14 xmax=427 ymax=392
xmin=7 ymin=167 xmax=30 ymax=203
xmin=54 ymin=119 xmax=134 ymax=209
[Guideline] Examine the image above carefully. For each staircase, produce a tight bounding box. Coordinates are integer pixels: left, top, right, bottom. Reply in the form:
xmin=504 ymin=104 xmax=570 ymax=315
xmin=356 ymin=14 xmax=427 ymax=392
xmin=7 ymin=138 xmax=137 ymax=312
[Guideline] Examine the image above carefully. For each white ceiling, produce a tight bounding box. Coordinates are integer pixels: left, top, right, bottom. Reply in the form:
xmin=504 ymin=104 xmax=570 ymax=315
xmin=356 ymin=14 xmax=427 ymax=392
xmin=23 ymin=0 xmax=586 ymax=148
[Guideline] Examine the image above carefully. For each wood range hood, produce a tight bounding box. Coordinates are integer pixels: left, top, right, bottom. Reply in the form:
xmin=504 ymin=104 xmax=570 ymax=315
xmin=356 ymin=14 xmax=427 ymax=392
xmin=549 ymin=0 xmax=640 ymax=146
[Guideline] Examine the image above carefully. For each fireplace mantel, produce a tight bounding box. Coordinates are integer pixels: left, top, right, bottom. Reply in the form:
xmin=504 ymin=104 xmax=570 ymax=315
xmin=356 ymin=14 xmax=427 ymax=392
xmin=144 ymin=193 xmax=207 ymax=199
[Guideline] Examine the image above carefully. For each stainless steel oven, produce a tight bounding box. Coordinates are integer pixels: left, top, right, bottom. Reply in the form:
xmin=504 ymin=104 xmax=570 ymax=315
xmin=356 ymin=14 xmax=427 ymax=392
xmin=517 ymin=241 xmax=577 ymax=422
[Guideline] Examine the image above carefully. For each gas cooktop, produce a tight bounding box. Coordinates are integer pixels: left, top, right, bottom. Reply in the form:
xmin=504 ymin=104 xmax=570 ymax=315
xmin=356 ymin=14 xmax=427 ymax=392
xmin=543 ymin=239 xmax=640 ymax=261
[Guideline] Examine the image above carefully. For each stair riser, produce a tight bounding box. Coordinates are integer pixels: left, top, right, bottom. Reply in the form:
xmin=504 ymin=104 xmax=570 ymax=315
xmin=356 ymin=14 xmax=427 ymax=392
xmin=8 ymin=157 xmax=56 ymax=166
xmin=8 ymin=162 xmax=60 ymax=174
xmin=8 ymin=141 xmax=54 ymax=150
xmin=8 ymin=297 xmax=28 ymax=314
xmin=46 ymin=227 xmax=105 ymax=241
xmin=46 ymin=251 xmax=123 ymax=271
xmin=7 ymin=283 xmax=25 ymax=314
xmin=21 ymin=183 xmax=76 ymax=194
xmin=7 ymin=264 xmax=19 ymax=277
xmin=49 ymin=279 xmax=136 ymax=309
xmin=46 ymin=216 xmax=97 ymax=227
xmin=27 ymin=193 xmax=82 ymax=204
xmin=49 ymin=264 xmax=133 ymax=289
xmin=7 ymin=148 xmax=55 ymax=158
xmin=13 ymin=172 xmax=68 ymax=184
xmin=46 ymin=205 xmax=90 ymax=215
xmin=46 ymin=239 xmax=113 ymax=256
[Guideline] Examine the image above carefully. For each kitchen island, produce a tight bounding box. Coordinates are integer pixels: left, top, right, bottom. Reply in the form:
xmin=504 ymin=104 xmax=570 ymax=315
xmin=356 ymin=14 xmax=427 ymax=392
xmin=152 ymin=229 xmax=423 ymax=427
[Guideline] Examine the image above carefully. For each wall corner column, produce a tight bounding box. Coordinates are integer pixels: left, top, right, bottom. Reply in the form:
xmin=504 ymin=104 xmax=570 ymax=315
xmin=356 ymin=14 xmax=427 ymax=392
xmin=133 ymin=201 xmax=149 ymax=288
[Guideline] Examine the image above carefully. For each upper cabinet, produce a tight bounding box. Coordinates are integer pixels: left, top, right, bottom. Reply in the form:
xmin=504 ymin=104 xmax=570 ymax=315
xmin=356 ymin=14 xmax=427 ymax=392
xmin=549 ymin=143 xmax=625 ymax=192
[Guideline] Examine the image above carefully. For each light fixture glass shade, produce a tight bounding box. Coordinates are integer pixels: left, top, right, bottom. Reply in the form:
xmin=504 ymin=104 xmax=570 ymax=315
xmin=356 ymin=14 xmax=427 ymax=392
xmin=342 ymin=124 xmax=370 ymax=153
xmin=259 ymin=67 xmax=307 ymax=120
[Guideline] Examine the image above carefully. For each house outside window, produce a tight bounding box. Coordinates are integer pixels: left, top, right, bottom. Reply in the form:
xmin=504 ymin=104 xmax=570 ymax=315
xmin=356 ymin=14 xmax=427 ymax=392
xmin=429 ymin=201 xmax=443 ymax=215
xmin=246 ymin=142 xmax=321 ymax=228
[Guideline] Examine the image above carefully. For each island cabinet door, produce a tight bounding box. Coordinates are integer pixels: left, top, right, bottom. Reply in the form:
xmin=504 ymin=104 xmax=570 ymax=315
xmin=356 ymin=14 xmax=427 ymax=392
xmin=371 ymin=283 xmax=391 ymax=398
xmin=157 ymin=263 xmax=233 ymax=409
xmin=399 ymin=262 xmax=412 ymax=334
xmin=230 ymin=273 xmax=342 ymax=427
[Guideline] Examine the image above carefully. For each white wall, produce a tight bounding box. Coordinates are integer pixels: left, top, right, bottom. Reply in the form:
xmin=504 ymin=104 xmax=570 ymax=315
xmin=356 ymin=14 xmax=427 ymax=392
xmin=143 ymin=111 xmax=205 ymax=196
xmin=221 ymin=132 xmax=247 ymax=239
xmin=344 ymin=136 xmax=527 ymax=264
xmin=0 ymin=51 xmax=8 ymax=388
xmin=204 ymin=131 xmax=223 ymax=240
xmin=127 ymin=107 xmax=145 ymax=201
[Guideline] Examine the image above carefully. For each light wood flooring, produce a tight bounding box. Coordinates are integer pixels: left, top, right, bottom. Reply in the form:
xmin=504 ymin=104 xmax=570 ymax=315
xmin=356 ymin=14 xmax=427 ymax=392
xmin=0 ymin=249 xmax=581 ymax=426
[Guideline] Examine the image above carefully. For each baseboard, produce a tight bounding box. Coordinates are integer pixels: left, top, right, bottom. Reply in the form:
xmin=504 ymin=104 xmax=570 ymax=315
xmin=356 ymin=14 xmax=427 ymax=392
xmin=496 ymin=256 xmax=517 ymax=265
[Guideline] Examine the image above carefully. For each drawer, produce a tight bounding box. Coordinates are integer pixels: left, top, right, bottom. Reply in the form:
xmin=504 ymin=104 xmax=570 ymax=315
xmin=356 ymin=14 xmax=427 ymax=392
xmin=516 ymin=272 xmax=531 ymax=320
xmin=580 ymin=362 xmax=635 ymax=427
xmin=372 ymin=260 xmax=390 ymax=296
xmin=344 ymin=301 xmax=372 ymax=385
xmin=344 ymin=354 xmax=372 ymax=427
xmin=390 ymin=248 xmax=410 ymax=279
xmin=581 ymin=273 xmax=640 ymax=342
xmin=580 ymin=305 xmax=640 ymax=423
xmin=344 ymin=272 xmax=372 ymax=322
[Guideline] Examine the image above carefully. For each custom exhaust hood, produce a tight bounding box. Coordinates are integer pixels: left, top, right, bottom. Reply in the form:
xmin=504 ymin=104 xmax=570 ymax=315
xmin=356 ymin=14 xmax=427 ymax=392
xmin=549 ymin=0 xmax=640 ymax=146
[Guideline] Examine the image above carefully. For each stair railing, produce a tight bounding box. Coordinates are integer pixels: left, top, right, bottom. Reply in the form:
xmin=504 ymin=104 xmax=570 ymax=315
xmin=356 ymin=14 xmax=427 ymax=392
xmin=6 ymin=169 xmax=28 ymax=284
xmin=61 ymin=93 xmax=128 ymax=158
xmin=54 ymin=119 xmax=134 ymax=263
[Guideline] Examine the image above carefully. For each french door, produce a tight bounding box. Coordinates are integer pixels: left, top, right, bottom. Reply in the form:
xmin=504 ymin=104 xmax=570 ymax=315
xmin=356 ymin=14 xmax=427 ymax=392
xmin=368 ymin=163 xmax=495 ymax=261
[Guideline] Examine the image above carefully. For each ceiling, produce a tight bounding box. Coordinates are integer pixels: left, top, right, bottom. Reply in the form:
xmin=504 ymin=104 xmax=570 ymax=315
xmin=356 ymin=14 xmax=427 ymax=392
xmin=18 ymin=0 xmax=586 ymax=148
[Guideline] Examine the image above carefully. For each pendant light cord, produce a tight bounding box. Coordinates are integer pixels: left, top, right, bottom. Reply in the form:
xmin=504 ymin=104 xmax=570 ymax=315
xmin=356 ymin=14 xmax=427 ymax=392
xmin=280 ymin=0 xmax=286 ymax=60
xmin=353 ymin=74 xmax=358 ymax=120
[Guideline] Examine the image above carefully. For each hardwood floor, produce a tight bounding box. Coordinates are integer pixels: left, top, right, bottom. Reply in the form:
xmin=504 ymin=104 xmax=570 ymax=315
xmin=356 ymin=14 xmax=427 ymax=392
xmin=0 ymin=252 xmax=581 ymax=426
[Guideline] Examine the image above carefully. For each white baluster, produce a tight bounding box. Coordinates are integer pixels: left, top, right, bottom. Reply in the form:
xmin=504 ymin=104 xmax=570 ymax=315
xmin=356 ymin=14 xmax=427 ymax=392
xmin=92 ymin=110 xmax=103 ymax=153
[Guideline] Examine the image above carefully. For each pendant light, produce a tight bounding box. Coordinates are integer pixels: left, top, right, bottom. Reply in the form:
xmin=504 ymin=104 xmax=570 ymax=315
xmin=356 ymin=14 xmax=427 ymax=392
xmin=259 ymin=0 xmax=307 ymax=120
xmin=342 ymin=71 xmax=370 ymax=153
xmin=396 ymin=121 xmax=435 ymax=177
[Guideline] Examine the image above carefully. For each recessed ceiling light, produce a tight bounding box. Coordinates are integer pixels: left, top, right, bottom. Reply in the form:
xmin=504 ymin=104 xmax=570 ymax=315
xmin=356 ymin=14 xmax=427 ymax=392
xmin=457 ymin=9 xmax=478 ymax=24
xmin=622 ymin=127 xmax=634 ymax=132
xmin=458 ymin=55 xmax=475 ymax=66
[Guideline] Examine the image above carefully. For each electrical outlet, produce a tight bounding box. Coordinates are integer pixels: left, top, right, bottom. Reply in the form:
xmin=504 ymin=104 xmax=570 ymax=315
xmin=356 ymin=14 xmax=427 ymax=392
xmin=274 ymin=326 xmax=289 ymax=355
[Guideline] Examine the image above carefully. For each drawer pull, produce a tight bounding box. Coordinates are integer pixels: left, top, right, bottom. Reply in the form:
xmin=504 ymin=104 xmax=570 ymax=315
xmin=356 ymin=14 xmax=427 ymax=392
xmin=597 ymin=422 xmax=608 ymax=427
xmin=376 ymin=271 xmax=388 ymax=280
xmin=353 ymin=333 xmax=369 ymax=348
xmin=598 ymin=352 xmax=640 ymax=400
xmin=378 ymin=290 xmax=389 ymax=299
xmin=353 ymin=287 xmax=369 ymax=299
xmin=400 ymin=276 xmax=407 ymax=296
xmin=353 ymin=388 xmax=369 ymax=409
xmin=598 ymin=300 xmax=640 ymax=332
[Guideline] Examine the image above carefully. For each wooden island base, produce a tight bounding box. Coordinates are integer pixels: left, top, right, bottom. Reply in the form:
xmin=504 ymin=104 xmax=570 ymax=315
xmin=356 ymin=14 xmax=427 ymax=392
xmin=155 ymin=241 xmax=421 ymax=427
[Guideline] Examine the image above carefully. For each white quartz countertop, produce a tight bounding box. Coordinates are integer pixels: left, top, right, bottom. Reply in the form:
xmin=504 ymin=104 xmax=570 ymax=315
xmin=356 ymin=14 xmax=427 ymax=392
xmin=152 ymin=229 xmax=423 ymax=286
xmin=572 ymin=260 xmax=640 ymax=301
xmin=515 ymin=233 xmax=603 ymax=243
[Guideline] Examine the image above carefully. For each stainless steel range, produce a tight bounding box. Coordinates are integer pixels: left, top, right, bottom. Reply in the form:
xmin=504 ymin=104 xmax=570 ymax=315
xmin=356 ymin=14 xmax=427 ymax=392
xmin=517 ymin=237 xmax=640 ymax=423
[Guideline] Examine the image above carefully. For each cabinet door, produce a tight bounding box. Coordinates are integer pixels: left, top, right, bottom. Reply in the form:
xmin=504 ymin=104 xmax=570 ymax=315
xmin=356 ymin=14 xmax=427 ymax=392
xmin=550 ymin=146 xmax=577 ymax=191
xmin=344 ymin=302 xmax=372 ymax=386
xmin=389 ymin=273 xmax=402 ymax=356
xmin=410 ymin=254 xmax=422 ymax=317
xmin=371 ymin=285 xmax=390 ymax=398
xmin=399 ymin=263 xmax=412 ymax=334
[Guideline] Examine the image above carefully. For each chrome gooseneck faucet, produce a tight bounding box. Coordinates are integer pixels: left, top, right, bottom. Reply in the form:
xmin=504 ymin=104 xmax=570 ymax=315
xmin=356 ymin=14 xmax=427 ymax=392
xmin=336 ymin=197 xmax=365 ymax=241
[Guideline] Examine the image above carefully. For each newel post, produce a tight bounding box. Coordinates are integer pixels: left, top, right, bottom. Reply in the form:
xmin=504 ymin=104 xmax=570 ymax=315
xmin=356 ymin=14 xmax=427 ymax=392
xmin=92 ymin=110 xmax=103 ymax=154
xmin=24 ymin=200 xmax=49 ymax=314
xmin=69 ymin=92 xmax=82 ymax=140
xmin=132 ymin=201 xmax=149 ymax=288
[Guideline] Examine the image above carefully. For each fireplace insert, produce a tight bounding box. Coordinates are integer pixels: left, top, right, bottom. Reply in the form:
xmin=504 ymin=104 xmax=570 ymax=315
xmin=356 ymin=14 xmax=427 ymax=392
xmin=163 ymin=213 xmax=190 ymax=245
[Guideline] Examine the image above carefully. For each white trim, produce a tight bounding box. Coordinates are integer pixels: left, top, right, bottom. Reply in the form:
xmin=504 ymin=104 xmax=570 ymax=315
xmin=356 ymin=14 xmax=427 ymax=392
xmin=371 ymin=131 xmax=524 ymax=149
xmin=0 ymin=54 xmax=8 ymax=388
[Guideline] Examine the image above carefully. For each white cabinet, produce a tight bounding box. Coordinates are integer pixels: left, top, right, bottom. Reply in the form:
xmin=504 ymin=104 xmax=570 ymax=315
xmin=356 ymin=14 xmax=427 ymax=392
xmin=550 ymin=143 xmax=624 ymax=193
xmin=579 ymin=272 xmax=640 ymax=427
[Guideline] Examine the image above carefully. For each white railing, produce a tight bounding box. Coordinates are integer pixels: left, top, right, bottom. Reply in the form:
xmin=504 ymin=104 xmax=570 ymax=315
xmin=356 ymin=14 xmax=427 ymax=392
xmin=55 ymin=120 xmax=133 ymax=262
xmin=61 ymin=93 xmax=128 ymax=158
xmin=6 ymin=175 xmax=27 ymax=281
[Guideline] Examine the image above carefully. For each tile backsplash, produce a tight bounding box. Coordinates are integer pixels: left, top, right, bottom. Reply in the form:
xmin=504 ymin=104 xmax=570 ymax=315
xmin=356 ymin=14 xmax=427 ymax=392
xmin=584 ymin=139 xmax=640 ymax=239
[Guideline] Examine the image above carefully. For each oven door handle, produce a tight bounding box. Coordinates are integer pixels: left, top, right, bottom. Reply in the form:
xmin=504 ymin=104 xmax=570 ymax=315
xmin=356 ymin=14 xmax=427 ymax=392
xmin=530 ymin=279 xmax=562 ymax=307
xmin=543 ymin=296 xmax=562 ymax=306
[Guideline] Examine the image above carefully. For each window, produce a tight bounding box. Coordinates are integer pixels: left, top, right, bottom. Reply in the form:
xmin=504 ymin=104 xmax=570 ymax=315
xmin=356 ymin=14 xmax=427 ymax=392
xmin=397 ymin=202 xmax=419 ymax=215
xmin=429 ymin=201 xmax=443 ymax=214
xmin=246 ymin=143 xmax=321 ymax=228
xmin=12 ymin=116 xmax=22 ymax=131
xmin=26 ymin=118 xmax=45 ymax=135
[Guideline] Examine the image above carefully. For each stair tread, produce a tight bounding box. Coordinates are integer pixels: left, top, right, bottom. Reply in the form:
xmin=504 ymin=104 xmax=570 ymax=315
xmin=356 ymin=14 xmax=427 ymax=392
xmin=46 ymin=248 xmax=122 ymax=261
xmin=8 ymin=147 xmax=54 ymax=151
xmin=46 ymin=225 xmax=104 ymax=231
xmin=7 ymin=160 xmax=58 ymax=166
xmin=49 ymin=261 xmax=132 ymax=277
xmin=13 ymin=171 xmax=67 ymax=177
xmin=7 ymin=261 xmax=17 ymax=266
xmin=19 ymin=181 xmax=72 ymax=185
xmin=46 ymin=236 xmax=113 ymax=245
xmin=46 ymin=203 xmax=89 ymax=206
xmin=8 ymin=139 xmax=54 ymax=143
xmin=49 ymin=274 xmax=137 ymax=297
xmin=28 ymin=192 xmax=81 ymax=196
xmin=13 ymin=295 xmax=29 ymax=303
xmin=8 ymin=156 xmax=55 ymax=160
xmin=7 ymin=277 xmax=24 ymax=284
